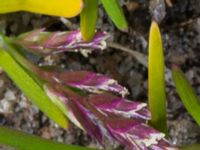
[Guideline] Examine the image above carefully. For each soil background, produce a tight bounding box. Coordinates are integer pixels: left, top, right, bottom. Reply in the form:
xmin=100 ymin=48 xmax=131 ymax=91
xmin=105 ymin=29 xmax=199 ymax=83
xmin=1 ymin=0 xmax=200 ymax=149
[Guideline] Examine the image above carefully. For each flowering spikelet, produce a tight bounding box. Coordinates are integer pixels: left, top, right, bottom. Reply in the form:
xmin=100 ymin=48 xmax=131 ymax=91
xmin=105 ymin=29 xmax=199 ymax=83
xmin=12 ymin=30 xmax=178 ymax=150
xmin=14 ymin=29 xmax=108 ymax=55
xmin=44 ymin=78 xmax=177 ymax=150
xmin=38 ymin=66 xmax=177 ymax=149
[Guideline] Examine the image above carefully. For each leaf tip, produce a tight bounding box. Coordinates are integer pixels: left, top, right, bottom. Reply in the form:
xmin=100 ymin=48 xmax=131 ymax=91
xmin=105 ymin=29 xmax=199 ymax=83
xmin=150 ymin=21 xmax=160 ymax=33
xmin=120 ymin=27 xmax=129 ymax=33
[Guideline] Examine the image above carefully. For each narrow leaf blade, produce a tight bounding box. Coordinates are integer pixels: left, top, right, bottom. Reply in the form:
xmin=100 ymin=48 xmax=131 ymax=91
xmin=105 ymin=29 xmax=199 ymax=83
xmin=80 ymin=0 xmax=99 ymax=41
xmin=172 ymin=65 xmax=200 ymax=125
xmin=182 ymin=144 xmax=200 ymax=150
xmin=148 ymin=22 xmax=167 ymax=133
xmin=101 ymin=0 xmax=128 ymax=31
xmin=0 ymin=48 xmax=68 ymax=128
xmin=0 ymin=125 xmax=95 ymax=150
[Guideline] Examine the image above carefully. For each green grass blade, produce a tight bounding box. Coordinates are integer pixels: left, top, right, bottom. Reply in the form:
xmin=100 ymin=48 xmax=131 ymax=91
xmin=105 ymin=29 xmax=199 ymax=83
xmin=0 ymin=125 xmax=95 ymax=150
xmin=182 ymin=144 xmax=200 ymax=150
xmin=172 ymin=65 xmax=200 ymax=125
xmin=0 ymin=48 xmax=68 ymax=129
xmin=148 ymin=22 xmax=167 ymax=133
xmin=80 ymin=0 xmax=99 ymax=41
xmin=101 ymin=0 xmax=128 ymax=31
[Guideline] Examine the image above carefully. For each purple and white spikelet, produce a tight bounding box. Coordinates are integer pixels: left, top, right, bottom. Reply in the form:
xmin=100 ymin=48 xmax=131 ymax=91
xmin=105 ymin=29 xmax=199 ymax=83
xmin=13 ymin=29 xmax=178 ymax=150
xmin=14 ymin=29 xmax=109 ymax=55
xmin=35 ymin=69 xmax=128 ymax=97
xmin=45 ymin=83 xmax=177 ymax=150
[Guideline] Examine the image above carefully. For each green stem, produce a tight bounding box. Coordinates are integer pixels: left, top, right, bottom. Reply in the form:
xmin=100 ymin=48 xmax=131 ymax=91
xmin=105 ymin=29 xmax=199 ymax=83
xmin=0 ymin=125 xmax=94 ymax=150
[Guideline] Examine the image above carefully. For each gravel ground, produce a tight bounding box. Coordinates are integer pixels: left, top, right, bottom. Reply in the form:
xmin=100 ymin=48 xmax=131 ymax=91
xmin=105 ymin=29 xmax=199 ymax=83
xmin=1 ymin=0 xmax=200 ymax=149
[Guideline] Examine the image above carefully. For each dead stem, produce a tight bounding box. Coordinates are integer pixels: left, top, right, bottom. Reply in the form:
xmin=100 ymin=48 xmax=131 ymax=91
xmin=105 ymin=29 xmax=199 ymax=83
xmin=107 ymin=42 xmax=148 ymax=67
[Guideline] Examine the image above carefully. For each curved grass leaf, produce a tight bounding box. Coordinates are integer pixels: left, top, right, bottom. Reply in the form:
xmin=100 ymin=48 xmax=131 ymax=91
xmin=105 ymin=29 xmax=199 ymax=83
xmin=0 ymin=0 xmax=83 ymax=18
xmin=0 ymin=125 xmax=95 ymax=150
xmin=148 ymin=22 xmax=167 ymax=133
xmin=80 ymin=0 xmax=99 ymax=41
xmin=101 ymin=0 xmax=128 ymax=31
xmin=0 ymin=46 xmax=68 ymax=129
xmin=172 ymin=65 xmax=200 ymax=125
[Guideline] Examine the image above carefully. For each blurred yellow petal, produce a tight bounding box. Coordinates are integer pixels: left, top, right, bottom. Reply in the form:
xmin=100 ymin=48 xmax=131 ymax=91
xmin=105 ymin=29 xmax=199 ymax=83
xmin=0 ymin=0 xmax=83 ymax=18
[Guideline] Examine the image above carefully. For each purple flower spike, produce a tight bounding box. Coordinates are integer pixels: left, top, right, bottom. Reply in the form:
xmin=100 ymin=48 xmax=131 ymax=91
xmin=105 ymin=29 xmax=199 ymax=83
xmin=9 ymin=28 xmax=178 ymax=150
xmin=14 ymin=29 xmax=109 ymax=55
xmin=106 ymin=119 xmax=177 ymax=150
xmin=46 ymin=71 xmax=128 ymax=96
xmin=89 ymin=93 xmax=150 ymax=120
xmin=42 ymin=69 xmax=177 ymax=150
xmin=45 ymin=85 xmax=117 ymax=147
xmin=45 ymin=82 xmax=177 ymax=150
xmin=67 ymin=98 xmax=104 ymax=145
